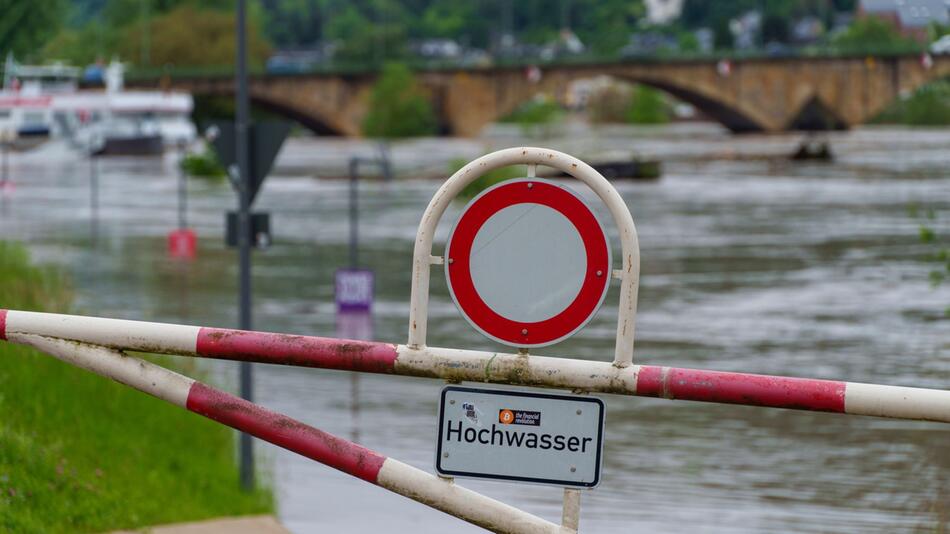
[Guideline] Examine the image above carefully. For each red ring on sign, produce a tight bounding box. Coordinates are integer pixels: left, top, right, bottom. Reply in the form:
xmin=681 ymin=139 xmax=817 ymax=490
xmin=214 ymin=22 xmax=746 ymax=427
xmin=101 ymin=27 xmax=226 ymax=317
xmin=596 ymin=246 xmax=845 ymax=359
xmin=445 ymin=179 xmax=610 ymax=347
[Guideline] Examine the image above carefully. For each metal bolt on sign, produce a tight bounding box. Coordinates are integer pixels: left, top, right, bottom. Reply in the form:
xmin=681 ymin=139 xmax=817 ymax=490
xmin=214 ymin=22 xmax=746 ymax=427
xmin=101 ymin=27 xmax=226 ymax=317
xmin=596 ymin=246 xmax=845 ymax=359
xmin=3 ymin=148 xmax=950 ymax=533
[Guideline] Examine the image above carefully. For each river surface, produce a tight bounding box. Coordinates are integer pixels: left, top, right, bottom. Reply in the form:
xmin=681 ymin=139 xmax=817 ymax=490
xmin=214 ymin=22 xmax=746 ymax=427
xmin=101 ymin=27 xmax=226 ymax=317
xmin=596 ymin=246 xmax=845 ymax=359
xmin=3 ymin=123 xmax=949 ymax=533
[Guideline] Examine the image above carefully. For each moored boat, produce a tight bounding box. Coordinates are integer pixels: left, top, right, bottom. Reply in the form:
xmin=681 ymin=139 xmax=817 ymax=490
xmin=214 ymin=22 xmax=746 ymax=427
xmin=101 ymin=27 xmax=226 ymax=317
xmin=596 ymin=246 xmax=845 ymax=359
xmin=0 ymin=54 xmax=196 ymax=153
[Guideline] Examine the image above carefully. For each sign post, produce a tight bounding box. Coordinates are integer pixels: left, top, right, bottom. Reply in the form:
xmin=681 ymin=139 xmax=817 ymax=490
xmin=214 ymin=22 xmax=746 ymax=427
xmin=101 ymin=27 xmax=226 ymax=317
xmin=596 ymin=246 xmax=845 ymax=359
xmin=89 ymin=154 xmax=99 ymax=244
xmin=209 ymin=114 xmax=289 ymax=490
xmin=334 ymin=156 xmax=385 ymax=334
xmin=167 ymin=141 xmax=196 ymax=259
xmin=434 ymin=172 xmax=618 ymax=524
xmin=335 ymin=156 xmax=388 ymax=440
xmin=0 ymin=128 xmax=13 ymax=194
xmin=235 ymin=0 xmax=253 ymax=491
xmin=406 ymin=147 xmax=642 ymax=530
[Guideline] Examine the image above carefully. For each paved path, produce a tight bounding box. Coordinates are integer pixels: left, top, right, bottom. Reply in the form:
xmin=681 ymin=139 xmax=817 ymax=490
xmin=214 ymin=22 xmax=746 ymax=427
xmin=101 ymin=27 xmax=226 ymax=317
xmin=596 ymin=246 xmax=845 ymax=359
xmin=108 ymin=515 xmax=290 ymax=534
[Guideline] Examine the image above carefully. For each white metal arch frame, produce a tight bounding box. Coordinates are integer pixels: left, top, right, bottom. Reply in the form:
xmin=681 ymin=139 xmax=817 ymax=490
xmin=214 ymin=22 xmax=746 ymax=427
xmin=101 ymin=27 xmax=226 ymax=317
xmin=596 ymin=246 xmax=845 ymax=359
xmin=407 ymin=147 xmax=641 ymax=367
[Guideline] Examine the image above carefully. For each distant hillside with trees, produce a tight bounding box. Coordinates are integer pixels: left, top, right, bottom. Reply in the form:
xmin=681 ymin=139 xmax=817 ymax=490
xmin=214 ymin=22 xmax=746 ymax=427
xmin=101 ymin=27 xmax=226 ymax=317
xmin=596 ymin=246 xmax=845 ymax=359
xmin=13 ymin=0 xmax=934 ymax=70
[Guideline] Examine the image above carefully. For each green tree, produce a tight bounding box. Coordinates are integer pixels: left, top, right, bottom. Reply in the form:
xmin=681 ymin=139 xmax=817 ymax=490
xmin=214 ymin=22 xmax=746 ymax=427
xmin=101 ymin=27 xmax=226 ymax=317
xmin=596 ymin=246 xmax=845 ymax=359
xmin=929 ymin=22 xmax=950 ymax=42
xmin=261 ymin=0 xmax=326 ymax=48
xmin=325 ymin=5 xmax=374 ymax=61
xmin=44 ymin=1 xmax=270 ymax=68
xmin=119 ymin=4 xmax=270 ymax=68
xmin=677 ymin=31 xmax=701 ymax=53
xmin=626 ymin=85 xmax=669 ymax=124
xmin=42 ymin=24 xmax=117 ymax=66
xmin=326 ymin=0 xmax=408 ymax=63
xmin=832 ymin=16 xmax=921 ymax=52
xmin=575 ymin=0 xmax=645 ymax=55
xmin=101 ymin=0 xmax=235 ymax=28
xmin=761 ymin=13 xmax=790 ymax=44
xmin=712 ymin=17 xmax=733 ymax=50
xmin=0 ymin=0 xmax=63 ymax=62
xmin=417 ymin=0 xmax=474 ymax=39
xmin=873 ymin=81 xmax=950 ymax=126
xmin=362 ymin=62 xmax=437 ymax=138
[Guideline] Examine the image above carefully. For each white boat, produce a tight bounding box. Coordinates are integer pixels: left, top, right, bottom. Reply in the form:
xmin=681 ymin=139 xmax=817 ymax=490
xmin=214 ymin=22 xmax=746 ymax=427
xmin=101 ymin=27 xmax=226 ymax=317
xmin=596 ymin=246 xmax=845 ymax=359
xmin=0 ymin=55 xmax=196 ymax=152
xmin=0 ymin=56 xmax=78 ymax=147
xmin=67 ymin=61 xmax=196 ymax=154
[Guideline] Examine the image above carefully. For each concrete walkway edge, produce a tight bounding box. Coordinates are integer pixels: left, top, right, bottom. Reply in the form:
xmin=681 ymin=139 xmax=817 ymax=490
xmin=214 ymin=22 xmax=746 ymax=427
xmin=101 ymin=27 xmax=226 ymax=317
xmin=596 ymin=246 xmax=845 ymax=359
xmin=107 ymin=515 xmax=290 ymax=534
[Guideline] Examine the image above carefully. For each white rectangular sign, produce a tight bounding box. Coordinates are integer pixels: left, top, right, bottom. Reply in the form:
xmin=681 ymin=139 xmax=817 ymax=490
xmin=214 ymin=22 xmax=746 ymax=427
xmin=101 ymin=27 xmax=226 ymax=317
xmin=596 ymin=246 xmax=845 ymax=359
xmin=436 ymin=386 xmax=605 ymax=488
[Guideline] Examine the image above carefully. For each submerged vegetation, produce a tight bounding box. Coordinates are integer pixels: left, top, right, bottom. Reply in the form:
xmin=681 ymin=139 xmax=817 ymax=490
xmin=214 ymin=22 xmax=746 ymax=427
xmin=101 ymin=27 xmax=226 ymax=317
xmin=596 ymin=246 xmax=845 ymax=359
xmin=908 ymin=205 xmax=950 ymax=316
xmin=626 ymin=85 xmax=669 ymax=124
xmin=0 ymin=242 xmax=272 ymax=533
xmin=362 ymin=62 xmax=438 ymax=139
xmin=181 ymin=147 xmax=227 ymax=179
xmin=588 ymin=83 xmax=670 ymax=124
xmin=873 ymin=82 xmax=950 ymax=127
xmin=499 ymin=95 xmax=565 ymax=136
xmin=449 ymin=158 xmax=525 ymax=201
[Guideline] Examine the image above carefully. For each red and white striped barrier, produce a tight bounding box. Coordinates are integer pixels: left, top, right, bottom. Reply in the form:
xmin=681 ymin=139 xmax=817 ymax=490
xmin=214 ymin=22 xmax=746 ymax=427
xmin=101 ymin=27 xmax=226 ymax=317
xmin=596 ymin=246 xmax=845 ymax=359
xmin=15 ymin=332 xmax=563 ymax=534
xmin=3 ymin=309 xmax=949 ymax=533
xmin=3 ymin=309 xmax=949 ymax=423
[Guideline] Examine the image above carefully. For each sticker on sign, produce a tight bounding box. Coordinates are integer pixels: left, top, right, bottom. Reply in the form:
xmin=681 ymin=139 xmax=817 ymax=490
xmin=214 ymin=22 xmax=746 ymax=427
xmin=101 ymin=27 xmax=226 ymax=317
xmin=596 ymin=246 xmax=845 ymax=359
xmin=436 ymin=386 xmax=605 ymax=488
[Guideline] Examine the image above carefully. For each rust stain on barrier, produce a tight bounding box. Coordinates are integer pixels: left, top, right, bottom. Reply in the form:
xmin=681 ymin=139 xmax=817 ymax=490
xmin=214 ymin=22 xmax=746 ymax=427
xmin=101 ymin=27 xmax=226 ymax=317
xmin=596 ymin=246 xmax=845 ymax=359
xmin=198 ymin=329 xmax=398 ymax=372
xmin=204 ymin=330 xmax=230 ymax=341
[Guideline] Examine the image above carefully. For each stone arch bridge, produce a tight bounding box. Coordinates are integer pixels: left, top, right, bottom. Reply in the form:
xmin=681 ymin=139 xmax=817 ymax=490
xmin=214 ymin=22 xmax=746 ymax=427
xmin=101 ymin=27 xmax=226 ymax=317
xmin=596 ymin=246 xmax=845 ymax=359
xmin=134 ymin=54 xmax=950 ymax=136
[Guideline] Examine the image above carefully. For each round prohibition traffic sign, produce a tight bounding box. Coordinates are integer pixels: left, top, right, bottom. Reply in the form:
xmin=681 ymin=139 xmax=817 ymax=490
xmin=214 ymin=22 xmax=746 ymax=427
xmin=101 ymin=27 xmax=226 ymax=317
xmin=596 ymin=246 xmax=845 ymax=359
xmin=445 ymin=178 xmax=611 ymax=348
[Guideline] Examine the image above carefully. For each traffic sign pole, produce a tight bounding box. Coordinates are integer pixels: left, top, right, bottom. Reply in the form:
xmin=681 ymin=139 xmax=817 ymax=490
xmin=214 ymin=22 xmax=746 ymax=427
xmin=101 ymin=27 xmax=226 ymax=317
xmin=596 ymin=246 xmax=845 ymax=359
xmin=177 ymin=142 xmax=187 ymax=230
xmin=1 ymin=137 xmax=8 ymax=184
xmin=89 ymin=154 xmax=99 ymax=244
xmin=348 ymin=157 xmax=359 ymax=268
xmin=235 ymin=0 xmax=254 ymax=492
xmin=167 ymin=142 xmax=197 ymax=259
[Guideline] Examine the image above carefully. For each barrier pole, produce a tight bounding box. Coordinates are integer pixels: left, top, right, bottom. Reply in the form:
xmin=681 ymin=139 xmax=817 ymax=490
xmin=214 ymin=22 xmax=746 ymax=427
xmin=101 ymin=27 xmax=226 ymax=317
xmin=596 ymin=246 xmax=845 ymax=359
xmin=561 ymin=489 xmax=580 ymax=531
xmin=16 ymin=333 xmax=566 ymax=534
xmin=3 ymin=310 xmax=949 ymax=424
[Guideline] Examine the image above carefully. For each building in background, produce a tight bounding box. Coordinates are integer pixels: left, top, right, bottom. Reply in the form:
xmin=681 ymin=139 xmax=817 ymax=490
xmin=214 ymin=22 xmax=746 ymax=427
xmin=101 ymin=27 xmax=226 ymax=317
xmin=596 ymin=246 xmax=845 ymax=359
xmin=858 ymin=0 xmax=950 ymax=41
xmin=645 ymin=0 xmax=684 ymax=25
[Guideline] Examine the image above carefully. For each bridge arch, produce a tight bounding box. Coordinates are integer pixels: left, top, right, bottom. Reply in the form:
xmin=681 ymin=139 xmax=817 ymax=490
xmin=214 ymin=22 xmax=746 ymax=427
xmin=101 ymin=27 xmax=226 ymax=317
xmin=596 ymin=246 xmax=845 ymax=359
xmin=247 ymin=93 xmax=344 ymax=136
xmin=178 ymin=78 xmax=359 ymax=136
xmin=482 ymin=70 xmax=770 ymax=134
xmin=615 ymin=76 xmax=765 ymax=133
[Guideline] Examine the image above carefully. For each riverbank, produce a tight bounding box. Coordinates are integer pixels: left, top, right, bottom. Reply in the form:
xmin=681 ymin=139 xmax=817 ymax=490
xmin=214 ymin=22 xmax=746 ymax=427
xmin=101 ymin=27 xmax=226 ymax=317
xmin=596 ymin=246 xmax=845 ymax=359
xmin=0 ymin=242 xmax=272 ymax=533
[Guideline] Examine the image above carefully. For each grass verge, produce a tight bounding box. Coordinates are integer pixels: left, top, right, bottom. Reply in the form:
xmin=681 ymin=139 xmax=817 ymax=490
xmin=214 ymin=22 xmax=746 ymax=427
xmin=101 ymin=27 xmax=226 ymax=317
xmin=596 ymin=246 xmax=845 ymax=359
xmin=0 ymin=242 xmax=272 ymax=533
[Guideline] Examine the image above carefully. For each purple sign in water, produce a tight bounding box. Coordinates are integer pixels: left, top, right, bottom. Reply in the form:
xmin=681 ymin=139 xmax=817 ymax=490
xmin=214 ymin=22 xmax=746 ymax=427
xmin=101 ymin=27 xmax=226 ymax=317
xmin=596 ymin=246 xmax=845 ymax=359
xmin=335 ymin=268 xmax=374 ymax=312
